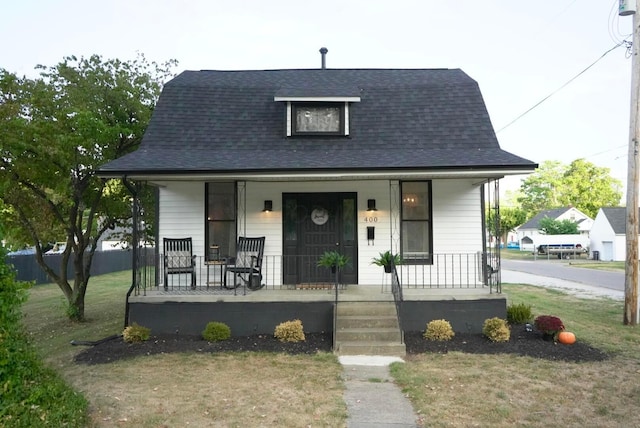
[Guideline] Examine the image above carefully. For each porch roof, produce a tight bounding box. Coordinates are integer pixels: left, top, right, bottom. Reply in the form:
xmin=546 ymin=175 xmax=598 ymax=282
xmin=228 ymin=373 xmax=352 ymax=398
xmin=98 ymin=68 xmax=537 ymax=178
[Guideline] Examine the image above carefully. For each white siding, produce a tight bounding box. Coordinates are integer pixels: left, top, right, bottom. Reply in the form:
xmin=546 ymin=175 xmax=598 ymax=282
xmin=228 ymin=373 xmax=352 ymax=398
xmin=157 ymin=178 xmax=484 ymax=286
xmin=158 ymin=182 xmax=205 ymax=255
xmin=431 ymin=180 xmax=482 ymax=253
xmin=590 ymin=209 xmax=621 ymax=261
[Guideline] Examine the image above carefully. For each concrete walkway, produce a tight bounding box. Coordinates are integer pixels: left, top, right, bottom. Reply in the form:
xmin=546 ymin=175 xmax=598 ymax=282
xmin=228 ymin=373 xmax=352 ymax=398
xmin=340 ymin=356 xmax=420 ymax=427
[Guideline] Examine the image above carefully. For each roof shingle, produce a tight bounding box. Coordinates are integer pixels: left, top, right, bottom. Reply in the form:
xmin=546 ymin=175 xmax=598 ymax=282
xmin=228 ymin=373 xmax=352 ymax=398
xmin=98 ymin=68 xmax=536 ymax=175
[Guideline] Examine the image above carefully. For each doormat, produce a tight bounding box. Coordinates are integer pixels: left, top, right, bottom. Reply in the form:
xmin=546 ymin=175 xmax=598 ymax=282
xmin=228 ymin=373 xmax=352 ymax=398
xmin=295 ymin=283 xmax=334 ymax=290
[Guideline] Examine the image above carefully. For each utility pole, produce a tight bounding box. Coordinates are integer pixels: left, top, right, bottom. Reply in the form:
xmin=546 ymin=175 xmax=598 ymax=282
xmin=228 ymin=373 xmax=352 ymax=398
xmin=623 ymin=0 xmax=640 ymax=325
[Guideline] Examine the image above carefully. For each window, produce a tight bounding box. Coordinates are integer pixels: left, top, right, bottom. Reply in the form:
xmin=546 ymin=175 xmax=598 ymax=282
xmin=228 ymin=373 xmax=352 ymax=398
xmin=401 ymin=181 xmax=432 ymax=263
xmin=206 ymin=182 xmax=236 ymax=261
xmin=292 ymin=103 xmax=344 ymax=135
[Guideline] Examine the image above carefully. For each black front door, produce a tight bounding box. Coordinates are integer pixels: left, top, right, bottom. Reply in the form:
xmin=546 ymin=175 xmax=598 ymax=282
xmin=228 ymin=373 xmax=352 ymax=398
xmin=283 ymin=193 xmax=357 ymax=285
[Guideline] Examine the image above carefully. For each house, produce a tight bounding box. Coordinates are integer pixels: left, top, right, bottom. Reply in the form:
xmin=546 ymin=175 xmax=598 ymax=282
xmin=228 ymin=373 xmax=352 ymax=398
xmin=97 ymin=62 xmax=536 ymax=347
xmin=590 ymin=207 xmax=640 ymax=261
xmin=516 ymin=207 xmax=593 ymax=252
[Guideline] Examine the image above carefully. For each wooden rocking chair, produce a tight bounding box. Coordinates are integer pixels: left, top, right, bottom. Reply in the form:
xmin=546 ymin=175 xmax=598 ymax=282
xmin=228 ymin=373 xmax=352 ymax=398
xmin=225 ymin=236 xmax=265 ymax=291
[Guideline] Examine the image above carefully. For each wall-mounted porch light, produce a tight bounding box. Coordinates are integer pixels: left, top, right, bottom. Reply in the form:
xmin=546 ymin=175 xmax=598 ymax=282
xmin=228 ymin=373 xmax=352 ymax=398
xmin=367 ymin=199 xmax=377 ymax=211
xmin=263 ymin=200 xmax=273 ymax=212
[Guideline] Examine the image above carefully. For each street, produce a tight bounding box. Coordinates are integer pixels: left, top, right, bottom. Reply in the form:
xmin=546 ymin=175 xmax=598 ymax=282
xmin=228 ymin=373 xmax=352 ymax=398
xmin=501 ymin=259 xmax=624 ymax=300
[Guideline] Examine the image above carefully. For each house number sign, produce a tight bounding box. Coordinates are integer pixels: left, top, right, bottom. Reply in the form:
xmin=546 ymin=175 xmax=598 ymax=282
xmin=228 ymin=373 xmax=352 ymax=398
xmin=365 ymin=216 xmax=378 ymax=222
xmin=311 ymin=208 xmax=329 ymax=225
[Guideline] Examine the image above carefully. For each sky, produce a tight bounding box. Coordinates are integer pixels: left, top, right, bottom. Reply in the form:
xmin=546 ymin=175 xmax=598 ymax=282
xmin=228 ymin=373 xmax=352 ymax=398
xmin=2 ymin=0 xmax=635 ymax=199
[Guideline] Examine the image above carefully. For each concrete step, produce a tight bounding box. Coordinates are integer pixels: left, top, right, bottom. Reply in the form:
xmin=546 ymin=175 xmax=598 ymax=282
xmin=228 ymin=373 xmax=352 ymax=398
xmin=336 ymin=315 xmax=399 ymax=329
xmin=334 ymin=301 xmax=404 ymax=356
xmin=336 ymin=302 xmax=397 ymax=317
xmin=336 ymin=327 xmax=402 ymax=342
xmin=336 ymin=340 xmax=406 ymax=357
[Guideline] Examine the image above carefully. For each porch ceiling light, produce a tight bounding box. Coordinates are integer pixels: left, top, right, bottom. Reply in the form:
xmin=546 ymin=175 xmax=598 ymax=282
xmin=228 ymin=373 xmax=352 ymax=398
xmin=367 ymin=199 xmax=377 ymax=211
xmin=263 ymin=200 xmax=273 ymax=212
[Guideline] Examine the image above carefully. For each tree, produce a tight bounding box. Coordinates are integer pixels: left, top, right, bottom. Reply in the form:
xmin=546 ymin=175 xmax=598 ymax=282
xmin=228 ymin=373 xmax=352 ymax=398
xmin=517 ymin=159 xmax=622 ymax=219
xmin=517 ymin=161 xmax=564 ymax=215
xmin=487 ymin=206 xmax=527 ymax=244
xmin=557 ymin=159 xmax=623 ymax=218
xmin=538 ymin=217 xmax=579 ymax=235
xmin=0 ymin=54 xmax=177 ymax=321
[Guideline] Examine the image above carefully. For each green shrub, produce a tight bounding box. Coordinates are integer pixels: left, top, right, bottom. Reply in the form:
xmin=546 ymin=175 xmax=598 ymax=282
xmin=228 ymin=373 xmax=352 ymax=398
xmin=202 ymin=321 xmax=231 ymax=342
xmin=122 ymin=323 xmax=151 ymax=343
xmin=482 ymin=317 xmax=511 ymax=342
xmin=0 ymin=247 xmax=88 ymax=427
xmin=423 ymin=319 xmax=455 ymax=341
xmin=507 ymin=302 xmax=533 ymax=324
xmin=274 ymin=319 xmax=306 ymax=343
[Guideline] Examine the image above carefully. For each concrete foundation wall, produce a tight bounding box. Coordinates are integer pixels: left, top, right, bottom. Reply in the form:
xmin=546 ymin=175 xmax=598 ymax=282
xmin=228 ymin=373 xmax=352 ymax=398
xmin=400 ymin=298 xmax=507 ymax=334
xmin=129 ymin=301 xmax=334 ymax=336
xmin=129 ymin=298 xmax=506 ymax=337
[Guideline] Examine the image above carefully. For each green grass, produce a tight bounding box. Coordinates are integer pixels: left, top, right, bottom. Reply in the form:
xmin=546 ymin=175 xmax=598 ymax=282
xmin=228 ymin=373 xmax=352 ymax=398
xmin=22 ymin=270 xmax=131 ymax=365
xmin=395 ymin=284 xmax=640 ymax=426
xmin=20 ymin=269 xmax=640 ymax=427
xmin=503 ymin=283 xmax=639 ymax=355
xmin=567 ymin=261 xmax=625 ymax=272
xmin=21 ymin=270 xmax=347 ymax=426
xmin=500 ymin=248 xmax=535 ymax=260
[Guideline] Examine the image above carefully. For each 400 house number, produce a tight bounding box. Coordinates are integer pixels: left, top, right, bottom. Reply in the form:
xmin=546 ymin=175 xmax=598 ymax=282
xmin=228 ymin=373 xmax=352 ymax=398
xmin=364 ymin=216 xmax=378 ymax=222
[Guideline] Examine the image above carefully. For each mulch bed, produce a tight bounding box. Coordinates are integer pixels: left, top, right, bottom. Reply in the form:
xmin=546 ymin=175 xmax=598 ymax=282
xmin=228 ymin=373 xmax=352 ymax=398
xmin=74 ymin=325 xmax=609 ymax=366
xmin=404 ymin=325 xmax=609 ymax=363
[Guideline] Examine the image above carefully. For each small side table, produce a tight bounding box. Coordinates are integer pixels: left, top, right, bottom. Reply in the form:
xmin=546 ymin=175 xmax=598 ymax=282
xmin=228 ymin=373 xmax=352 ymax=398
xmin=205 ymin=260 xmax=226 ymax=289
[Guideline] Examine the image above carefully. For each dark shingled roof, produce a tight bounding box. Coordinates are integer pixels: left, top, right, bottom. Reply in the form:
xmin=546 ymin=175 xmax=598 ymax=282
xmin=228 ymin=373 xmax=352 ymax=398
xmin=98 ymin=68 xmax=536 ymax=175
xmin=519 ymin=208 xmax=574 ymax=230
xmin=600 ymin=207 xmax=640 ymax=234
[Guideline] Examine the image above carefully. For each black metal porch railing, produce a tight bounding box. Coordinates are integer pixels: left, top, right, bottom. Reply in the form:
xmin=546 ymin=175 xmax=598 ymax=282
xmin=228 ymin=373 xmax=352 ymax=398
xmin=130 ymin=252 xmax=501 ymax=294
xmin=389 ymin=259 xmax=404 ymax=344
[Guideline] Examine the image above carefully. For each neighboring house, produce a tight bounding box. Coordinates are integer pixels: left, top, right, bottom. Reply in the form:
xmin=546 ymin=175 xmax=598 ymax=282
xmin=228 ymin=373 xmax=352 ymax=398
xmin=516 ymin=207 xmax=593 ymax=252
xmin=97 ymin=65 xmax=536 ymax=343
xmin=590 ymin=207 xmax=639 ymax=261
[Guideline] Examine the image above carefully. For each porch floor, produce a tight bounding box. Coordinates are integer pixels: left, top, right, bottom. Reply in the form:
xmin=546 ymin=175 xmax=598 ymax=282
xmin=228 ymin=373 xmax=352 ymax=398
xmin=129 ymin=284 xmax=502 ymax=303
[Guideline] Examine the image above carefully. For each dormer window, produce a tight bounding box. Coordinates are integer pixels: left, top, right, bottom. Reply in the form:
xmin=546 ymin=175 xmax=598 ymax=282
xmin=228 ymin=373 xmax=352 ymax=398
xmin=274 ymin=90 xmax=361 ymax=137
xmin=293 ymin=103 xmax=343 ymax=135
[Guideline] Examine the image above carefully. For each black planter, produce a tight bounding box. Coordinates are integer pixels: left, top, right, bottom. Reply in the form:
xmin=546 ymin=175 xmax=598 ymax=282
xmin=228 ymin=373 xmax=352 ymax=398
xmin=384 ymin=265 xmax=392 ymax=273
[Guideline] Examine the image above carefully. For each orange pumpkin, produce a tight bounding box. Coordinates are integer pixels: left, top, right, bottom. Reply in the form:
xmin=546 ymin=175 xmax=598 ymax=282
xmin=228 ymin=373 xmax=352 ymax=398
xmin=558 ymin=331 xmax=576 ymax=345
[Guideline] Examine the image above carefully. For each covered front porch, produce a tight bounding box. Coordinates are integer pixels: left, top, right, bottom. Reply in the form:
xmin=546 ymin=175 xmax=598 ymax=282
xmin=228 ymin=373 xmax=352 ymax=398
xmin=126 ymin=251 xmax=505 ymax=337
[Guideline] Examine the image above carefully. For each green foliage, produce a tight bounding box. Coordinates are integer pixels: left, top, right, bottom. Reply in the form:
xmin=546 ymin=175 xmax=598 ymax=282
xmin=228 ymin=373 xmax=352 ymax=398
xmin=0 ymin=246 xmax=88 ymax=426
xmin=317 ymin=251 xmax=350 ymax=269
xmin=506 ymin=302 xmax=533 ymax=324
xmin=486 ymin=206 xmax=527 ymax=244
xmin=423 ymin=319 xmax=455 ymax=341
xmin=482 ymin=317 xmax=510 ymax=342
xmin=274 ymin=319 xmax=306 ymax=343
xmin=538 ymin=217 xmax=579 ymax=234
xmin=517 ymin=159 xmax=622 ymax=219
xmin=202 ymin=321 xmax=231 ymax=342
xmin=0 ymin=54 xmax=176 ymax=320
xmin=122 ymin=323 xmax=151 ymax=343
xmin=371 ymin=251 xmax=402 ymax=267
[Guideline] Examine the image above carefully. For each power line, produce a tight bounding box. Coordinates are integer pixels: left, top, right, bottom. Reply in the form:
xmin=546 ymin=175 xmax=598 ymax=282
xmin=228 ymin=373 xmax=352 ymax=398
xmin=496 ymin=40 xmax=630 ymax=134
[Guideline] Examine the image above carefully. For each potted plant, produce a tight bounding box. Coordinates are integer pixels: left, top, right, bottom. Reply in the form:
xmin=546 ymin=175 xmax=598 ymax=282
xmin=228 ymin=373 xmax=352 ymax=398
xmin=533 ymin=315 xmax=565 ymax=341
xmin=371 ymin=250 xmax=402 ymax=273
xmin=317 ymin=250 xmax=350 ymax=273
